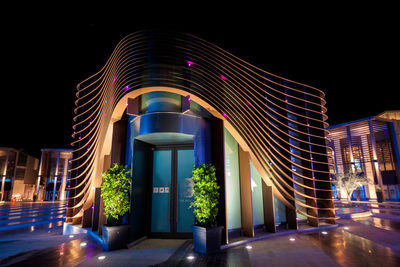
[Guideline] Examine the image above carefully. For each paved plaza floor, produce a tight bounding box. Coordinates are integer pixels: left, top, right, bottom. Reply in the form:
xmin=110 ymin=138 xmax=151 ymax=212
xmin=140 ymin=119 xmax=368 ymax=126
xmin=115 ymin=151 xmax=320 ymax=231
xmin=0 ymin=201 xmax=399 ymax=266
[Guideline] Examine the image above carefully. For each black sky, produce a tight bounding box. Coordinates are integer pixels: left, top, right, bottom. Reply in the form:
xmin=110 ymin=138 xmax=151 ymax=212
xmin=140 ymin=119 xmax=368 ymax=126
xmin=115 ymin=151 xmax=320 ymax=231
xmin=1 ymin=6 xmax=398 ymax=158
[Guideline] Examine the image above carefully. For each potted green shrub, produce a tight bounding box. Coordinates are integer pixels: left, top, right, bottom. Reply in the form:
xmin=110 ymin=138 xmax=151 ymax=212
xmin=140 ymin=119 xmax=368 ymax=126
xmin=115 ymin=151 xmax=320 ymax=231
xmin=189 ymin=164 xmax=223 ymax=254
xmin=100 ymin=163 xmax=131 ymax=251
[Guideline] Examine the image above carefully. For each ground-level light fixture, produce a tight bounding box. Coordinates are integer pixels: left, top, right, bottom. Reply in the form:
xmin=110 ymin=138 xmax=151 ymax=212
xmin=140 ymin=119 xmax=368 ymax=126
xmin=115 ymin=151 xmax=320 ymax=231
xmin=344 ymin=227 xmax=349 ymax=230
xmin=289 ymin=238 xmax=296 ymax=241
xmin=69 ymin=235 xmax=74 ymax=238
xmin=98 ymin=256 xmax=106 ymax=260
xmin=187 ymin=255 xmax=195 ymax=260
xmin=321 ymin=231 xmax=328 ymax=235
xmin=245 ymin=245 xmax=253 ymax=249
xmin=80 ymin=242 xmax=87 ymax=247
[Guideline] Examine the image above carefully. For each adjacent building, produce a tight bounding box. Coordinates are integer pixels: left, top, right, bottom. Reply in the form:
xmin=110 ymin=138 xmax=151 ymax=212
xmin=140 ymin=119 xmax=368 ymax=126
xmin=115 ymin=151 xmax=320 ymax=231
xmin=36 ymin=148 xmax=73 ymax=201
xmin=327 ymin=110 xmax=400 ymax=201
xmin=0 ymin=148 xmax=39 ymax=201
xmin=66 ymin=31 xmax=335 ymax=244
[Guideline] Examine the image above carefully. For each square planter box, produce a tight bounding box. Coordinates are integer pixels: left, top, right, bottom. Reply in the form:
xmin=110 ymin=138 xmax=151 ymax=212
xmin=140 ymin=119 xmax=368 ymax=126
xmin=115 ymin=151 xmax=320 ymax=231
xmin=192 ymin=225 xmax=223 ymax=254
xmin=101 ymin=225 xmax=130 ymax=251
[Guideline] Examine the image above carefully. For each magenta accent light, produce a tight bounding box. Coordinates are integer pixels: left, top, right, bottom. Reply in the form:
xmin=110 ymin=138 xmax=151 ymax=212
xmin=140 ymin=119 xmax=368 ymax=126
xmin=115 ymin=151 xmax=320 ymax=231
xmin=187 ymin=61 xmax=194 ymax=67
xmin=222 ymin=112 xmax=228 ymax=119
xmin=220 ymin=74 xmax=227 ymax=81
xmin=113 ymin=76 xmax=116 ymax=83
xmin=124 ymin=85 xmax=130 ymax=91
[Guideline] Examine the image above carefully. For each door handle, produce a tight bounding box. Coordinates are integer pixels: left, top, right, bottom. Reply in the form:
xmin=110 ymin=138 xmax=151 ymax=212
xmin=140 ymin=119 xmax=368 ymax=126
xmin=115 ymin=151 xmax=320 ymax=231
xmin=168 ymin=184 xmax=171 ymax=222
xmin=176 ymin=187 xmax=180 ymax=223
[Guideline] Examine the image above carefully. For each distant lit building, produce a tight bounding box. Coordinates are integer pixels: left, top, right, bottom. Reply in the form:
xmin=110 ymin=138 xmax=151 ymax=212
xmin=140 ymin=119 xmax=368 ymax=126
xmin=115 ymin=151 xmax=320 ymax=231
xmin=0 ymin=148 xmax=39 ymax=201
xmin=36 ymin=148 xmax=72 ymax=201
xmin=327 ymin=111 xmax=400 ymax=201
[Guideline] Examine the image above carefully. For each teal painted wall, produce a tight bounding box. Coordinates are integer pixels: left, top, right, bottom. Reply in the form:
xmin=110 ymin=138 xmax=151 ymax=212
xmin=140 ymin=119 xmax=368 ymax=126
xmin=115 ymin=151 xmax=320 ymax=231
xmin=224 ymin=128 xmax=242 ymax=230
xmin=250 ymin=162 xmax=264 ymax=226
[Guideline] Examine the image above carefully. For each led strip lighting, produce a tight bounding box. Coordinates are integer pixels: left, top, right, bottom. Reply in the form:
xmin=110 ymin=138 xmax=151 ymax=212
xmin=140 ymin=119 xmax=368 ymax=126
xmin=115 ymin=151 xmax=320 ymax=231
xmin=67 ymin=31 xmax=335 ymax=223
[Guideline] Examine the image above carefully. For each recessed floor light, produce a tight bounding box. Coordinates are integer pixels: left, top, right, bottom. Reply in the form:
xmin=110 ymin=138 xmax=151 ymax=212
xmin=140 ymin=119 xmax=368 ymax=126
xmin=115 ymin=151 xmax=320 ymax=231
xmin=321 ymin=231 xmax=328 ymax=235
xmin=187 ymin=255 xmax=195 ymax=260
xmin=289 ymin=238 xmax=296 ymax=241
xmin=98 ymin=256 xmax=106 ymax=260
xmin=69 ymin=235 xmax=74 ymax=238
xmin=344 ymin=227 xmax=349 ymax=230
xmin=245 ymin=245 xmax=252 ymax=249
xmin=80 ymin=242 xmax=87 ymax=247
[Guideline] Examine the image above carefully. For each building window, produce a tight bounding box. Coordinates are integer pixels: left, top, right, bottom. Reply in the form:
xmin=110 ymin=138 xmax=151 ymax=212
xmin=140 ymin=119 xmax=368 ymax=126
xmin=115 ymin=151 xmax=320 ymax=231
xmin=352 ymin=145 xmax=364 ymax=173
xmin=376 ymin=140 xmax=394 ymax=171
xmin=340 ymin=138 xmax=364 ymax=173
xmin=17 ymin=153 xmax=27 ymax=166
xmin=15 ymin=168 xmax=25 ymax=180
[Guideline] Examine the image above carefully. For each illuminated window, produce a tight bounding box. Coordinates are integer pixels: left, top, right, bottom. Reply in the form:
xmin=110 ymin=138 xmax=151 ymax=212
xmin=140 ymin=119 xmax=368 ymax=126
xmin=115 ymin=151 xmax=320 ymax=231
xmin=376 ymin=140 xmax=394 ymax=171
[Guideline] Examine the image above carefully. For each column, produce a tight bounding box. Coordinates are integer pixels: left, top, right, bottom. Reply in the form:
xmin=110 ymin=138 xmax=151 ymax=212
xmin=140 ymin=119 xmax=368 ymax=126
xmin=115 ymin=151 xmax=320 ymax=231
xmin=59 ymin=157 xmax=69 ymax=201
xmin=368 ymin=119 xmax=385 ymax=202
xmin=238 ymin=146 xmax=254 ymax=237
xmin=36 ymin=150 xmax=44 ymax=195
xmin=262 ymin=182 xmax=276 ymax=232
xmin=1 ymin=149 xmax=10 ymax=201
xmin=346 ymin=126 xmax=356 ymax=173
xmin=344 ymin=126 xmax=356 ymax=201
xmin=52 ymin=152 xmax=60 ymax=201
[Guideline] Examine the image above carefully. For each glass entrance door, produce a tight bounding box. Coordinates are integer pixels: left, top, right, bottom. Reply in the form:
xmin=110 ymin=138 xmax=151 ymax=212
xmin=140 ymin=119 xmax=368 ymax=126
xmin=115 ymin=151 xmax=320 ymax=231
xmin=151 ymin=147 xmax=194 ymax=236
xmin=176 ymin=149 xmax=195 ymax=233
xmin=151 ymin=150 xmax=172 ymax=233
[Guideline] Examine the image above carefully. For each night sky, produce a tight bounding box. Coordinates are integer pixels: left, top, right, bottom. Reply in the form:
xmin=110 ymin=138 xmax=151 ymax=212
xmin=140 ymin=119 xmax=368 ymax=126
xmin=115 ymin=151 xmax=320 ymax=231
xmin=1 ymin=7 xmax=397 ymax=158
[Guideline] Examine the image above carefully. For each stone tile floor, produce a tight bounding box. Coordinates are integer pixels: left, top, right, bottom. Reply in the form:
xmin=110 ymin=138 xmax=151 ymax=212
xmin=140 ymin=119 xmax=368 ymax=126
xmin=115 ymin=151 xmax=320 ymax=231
xmin=1 ymin=201 xmax=400 ymax=266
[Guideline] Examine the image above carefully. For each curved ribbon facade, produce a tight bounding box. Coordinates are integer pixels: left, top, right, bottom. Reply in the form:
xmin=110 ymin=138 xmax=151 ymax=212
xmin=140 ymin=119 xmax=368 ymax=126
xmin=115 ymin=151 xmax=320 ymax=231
xmin=67 ymin=30 xmax=335 ymax=233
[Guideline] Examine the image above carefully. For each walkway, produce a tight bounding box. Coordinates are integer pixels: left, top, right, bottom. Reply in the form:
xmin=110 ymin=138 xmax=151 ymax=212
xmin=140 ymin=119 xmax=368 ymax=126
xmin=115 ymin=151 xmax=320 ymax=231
xmin=1 ymin=201 xmax=400 ymax=266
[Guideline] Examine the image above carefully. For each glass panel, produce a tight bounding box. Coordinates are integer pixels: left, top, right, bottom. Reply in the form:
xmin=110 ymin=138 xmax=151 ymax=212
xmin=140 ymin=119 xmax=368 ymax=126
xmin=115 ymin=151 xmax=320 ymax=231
xmin=151 ymin=150 xmax=172 ymax=232
xmin=177 ymin=149 xmax=195 ymax=233
xmin=250 ymin=162 xmax=264 ymax=226
xmin=224 ymin=128 xmax=242 ymax=229
xmin=274 ymin=196 xmax=286 ymax=224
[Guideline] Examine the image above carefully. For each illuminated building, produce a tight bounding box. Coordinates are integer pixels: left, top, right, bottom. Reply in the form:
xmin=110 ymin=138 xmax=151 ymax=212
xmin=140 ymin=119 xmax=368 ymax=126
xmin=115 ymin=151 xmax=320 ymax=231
xmin=65 ymin=31 xmax=335 ymax=243
xmin=327 ymin=111 xmax=400 ymax=201
xmin=36 ymin=148 xmax=73 ymax=201
xmin=0 ymin=148 xmax=39 ymax=201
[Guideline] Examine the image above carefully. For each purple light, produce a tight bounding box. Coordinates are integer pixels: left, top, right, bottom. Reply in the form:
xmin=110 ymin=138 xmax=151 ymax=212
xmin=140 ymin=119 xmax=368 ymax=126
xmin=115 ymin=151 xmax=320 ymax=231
xmin=113 ymin=76 xmax=116 ymax=83
xmin=222 ymin=112 xmax=228 ymax=119
xmin=124 ymin=85 xmax=130 ymax=91
xmin=245 ymin=99 xmax=252 ymax=106
xmin=187 ymin=61 xmax=194 ymax=67
xmin=220 ymin=74 xmax=227 ymax=81
xmin=91 ymin=205 xmax=94 ymax=210
xmin=188 ymin=96 xmax=191 ymax=102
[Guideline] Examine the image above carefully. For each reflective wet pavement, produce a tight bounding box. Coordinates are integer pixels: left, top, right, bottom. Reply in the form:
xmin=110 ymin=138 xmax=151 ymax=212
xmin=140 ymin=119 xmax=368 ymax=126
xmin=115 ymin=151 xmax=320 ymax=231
xmin=1 ymin=201 xmax=400 ymax=266
xmin=0 ymin=201 xmax=67 ymax=233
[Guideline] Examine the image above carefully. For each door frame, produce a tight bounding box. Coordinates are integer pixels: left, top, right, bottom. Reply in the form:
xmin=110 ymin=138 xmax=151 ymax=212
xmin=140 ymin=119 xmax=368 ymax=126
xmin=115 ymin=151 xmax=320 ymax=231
xmin=148 ymin=144 xmax=194 ymax=239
